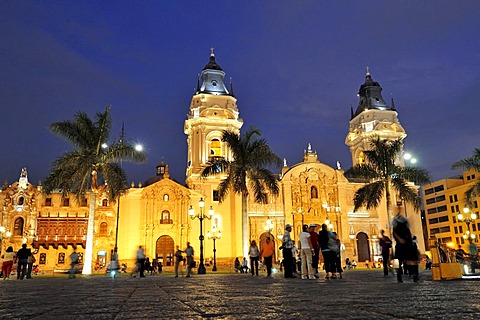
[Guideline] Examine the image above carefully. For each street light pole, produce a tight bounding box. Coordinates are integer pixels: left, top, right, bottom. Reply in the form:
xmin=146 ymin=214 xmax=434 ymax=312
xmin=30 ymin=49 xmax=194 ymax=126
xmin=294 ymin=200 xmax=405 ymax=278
xmin=458 ymin=207 xmax=477 ymax=249
xmin=189 ymin=198 xmax=213 ymax=274
xmin=207 ymin=227 xmax=221 ymax=272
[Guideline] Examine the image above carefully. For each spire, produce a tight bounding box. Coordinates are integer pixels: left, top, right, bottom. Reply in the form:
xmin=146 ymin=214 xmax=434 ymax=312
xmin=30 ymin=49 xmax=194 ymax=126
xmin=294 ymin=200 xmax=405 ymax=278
xmin=119 ymin=122 xmax=125 ymax=144
xmin=210 ymin=47 xmax=215 ymax=56
xmin=391 ymin=95 xmax=396 ymax=110
xmin=366 ymin=66 xmax=370 ymax=76
xmin=352 ymin=68 xmax=391 ymax=118
xmin=199 ymin=49 xmax=230 ymax=95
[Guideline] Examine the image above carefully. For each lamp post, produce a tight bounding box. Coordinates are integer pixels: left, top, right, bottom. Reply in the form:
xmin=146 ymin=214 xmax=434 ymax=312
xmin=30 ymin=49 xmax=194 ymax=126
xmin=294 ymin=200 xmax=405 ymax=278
xmin=189 ymin=197 xmax=213 ymax=274
xmin=206 ymin=227 xmax=221 ymax=272
xmin=458 ymin=207 xmax=477 ymax=247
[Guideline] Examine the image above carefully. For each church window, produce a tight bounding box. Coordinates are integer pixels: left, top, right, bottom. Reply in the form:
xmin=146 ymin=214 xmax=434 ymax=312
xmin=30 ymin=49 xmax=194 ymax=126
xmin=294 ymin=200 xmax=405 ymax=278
xmin=163 ymin=194 xmax=169 ymax=201
xmin=17 ymin=197 xmax=24 ymax=205
xmin=311 ymin=186 xmax=318 ymax=199
xmin=81 ymin=198 xmax=88 ymax=207
xmin=45 ymin=198 xmax=52 ymax=206
xmin=99 ymin=222 xmax=108 ymax=236
xmin=210 ymin=138 xmax=221 ymax=157
xmin=102 ymin=199 xmax=108 ymax=206
xmin=63 ymin=198 xmax=70 ymax=207
xmin=213 ymin=190 xmax=220 ymax=202
xmin=13 ymin=217 xmax=24 ymax=236
xmin=160 ymin=211 xmax=172 ymax=224
xmin=358 ymin=152 xmax=365 ymax=165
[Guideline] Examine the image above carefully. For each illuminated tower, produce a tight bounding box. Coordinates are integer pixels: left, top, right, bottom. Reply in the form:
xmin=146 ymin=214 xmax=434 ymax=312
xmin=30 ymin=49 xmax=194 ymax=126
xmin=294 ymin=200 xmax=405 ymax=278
xmin=345 ymin=68 xmax=406 ymax=166
xmin=184 ymin=50 xmax=243 ymax=181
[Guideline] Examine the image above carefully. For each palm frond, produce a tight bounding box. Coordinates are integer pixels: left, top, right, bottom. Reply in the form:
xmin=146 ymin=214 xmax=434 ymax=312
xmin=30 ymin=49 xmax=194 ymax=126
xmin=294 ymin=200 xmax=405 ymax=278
xmin=397 ymin=166 xmax=431 ymax=185
xmin=344 ymin=164 xmax=380 ymax=181
xmin=353 ymin=181 xmax=384 ymax=211
xmin=452 ymin=148 xmax=480 ymax=171
xmin=391 ymin=178 xmax=422 ymax=211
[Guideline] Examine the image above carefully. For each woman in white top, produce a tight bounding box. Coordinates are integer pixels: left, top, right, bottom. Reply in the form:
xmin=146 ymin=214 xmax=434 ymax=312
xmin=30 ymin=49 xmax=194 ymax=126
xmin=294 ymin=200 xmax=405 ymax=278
xmin=299 ymin=224 xmax=315 ymax=279
xmin=2 ymin=246 xmax=15 ymax=280
xmin=249 ymin=240 xmax=260 ymax=276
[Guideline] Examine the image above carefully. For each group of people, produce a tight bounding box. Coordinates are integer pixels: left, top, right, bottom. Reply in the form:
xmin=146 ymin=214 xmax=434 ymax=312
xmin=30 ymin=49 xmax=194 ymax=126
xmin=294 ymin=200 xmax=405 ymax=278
xmin=174 ymin=242 xmax=195 ymax=278
xmin=281 ymin=223 xmax=343 ymax=280
xmin=132 ymin=246 xmax=164 ymax=278
xmin=1 ymin=243 xmax=36 ymax=280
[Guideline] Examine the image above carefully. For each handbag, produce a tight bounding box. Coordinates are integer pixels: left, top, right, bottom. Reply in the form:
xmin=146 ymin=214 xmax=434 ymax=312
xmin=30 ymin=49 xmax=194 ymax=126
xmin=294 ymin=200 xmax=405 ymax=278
xmin=392 ymin=259 xmax=400 ymax=269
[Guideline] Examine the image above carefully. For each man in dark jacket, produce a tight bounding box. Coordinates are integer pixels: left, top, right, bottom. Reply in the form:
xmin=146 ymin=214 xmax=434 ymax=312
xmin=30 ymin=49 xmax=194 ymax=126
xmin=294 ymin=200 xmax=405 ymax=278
xmin=16 ymin=244 xmax=31 ymax=280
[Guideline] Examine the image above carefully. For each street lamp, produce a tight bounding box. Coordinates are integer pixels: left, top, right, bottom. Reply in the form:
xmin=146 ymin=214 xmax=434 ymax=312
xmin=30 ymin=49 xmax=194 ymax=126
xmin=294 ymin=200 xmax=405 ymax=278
xmin=206 ymin=227 xmax=221 ymax=272
xmin=189 ymin=197 xmax=214 ymax=274
xmin=458 ymin=207 xmax=477 ymax=246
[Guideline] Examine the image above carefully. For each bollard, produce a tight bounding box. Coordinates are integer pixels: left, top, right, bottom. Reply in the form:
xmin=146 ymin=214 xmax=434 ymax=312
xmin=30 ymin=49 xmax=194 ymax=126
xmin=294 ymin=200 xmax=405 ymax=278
xmin=429 ymin=237 xmax=441 ymax=280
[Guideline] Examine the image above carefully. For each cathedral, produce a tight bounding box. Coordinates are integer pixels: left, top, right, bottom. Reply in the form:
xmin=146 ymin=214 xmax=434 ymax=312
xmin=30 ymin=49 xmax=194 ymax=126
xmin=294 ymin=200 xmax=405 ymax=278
xmin=0 ymin=52 xmax=424 ymax=272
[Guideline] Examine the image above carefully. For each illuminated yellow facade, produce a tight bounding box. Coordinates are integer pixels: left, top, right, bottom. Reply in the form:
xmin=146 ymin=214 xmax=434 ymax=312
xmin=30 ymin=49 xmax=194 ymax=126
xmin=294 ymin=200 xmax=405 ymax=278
xmin=0 ymin=55 xmax=426 ymax=272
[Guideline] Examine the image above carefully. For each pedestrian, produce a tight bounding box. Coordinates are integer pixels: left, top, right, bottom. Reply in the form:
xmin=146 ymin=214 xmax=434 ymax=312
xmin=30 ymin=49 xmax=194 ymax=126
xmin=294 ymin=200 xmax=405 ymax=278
xmin=299 ymin=224 xmax=315 ymax=279
xmin=234 ymin=257 xmax=241 ymax=272
xmin=69 ymin=248 xmax=79 ymax=279
xmin=27 ymin=252 xmax=36 ymax=279
xmin=185 ymin=242 xmax=194 ymax=278
xmin=249 ymin=240 xmax=260 ymax=276
xmin=281 ymin=224 xmax=295 ymax=278
xmin=379 ymin=229 xmax=392 ymax=276
xmin=318 ymin=223 xmax=335 ymax=279
xmin=260 ymin=237 xmax=276 ymax=277
xmin=1 ymin=246 xmax=15 ymax=280
xmin=308 ymin=224 xmax=320 ymax=278
xmin=16 ymin=244 xmax=30 ymax=280
xmin=136 ymin=246 xmax=146 ymax=278
xmin=292 ymin=242 xmax=299 ymax=275
xmin=241 ymin=257 xmax=249 ymax=273
xmin=332 ymin=232 xmax=343 ymax=279
xmin=392 ymin=211 xmax=419 ymax=283
xmin=174 ymin=245 xmax=183 ymax=278
xmin=145 ymin=257 xmax=151 ymax=276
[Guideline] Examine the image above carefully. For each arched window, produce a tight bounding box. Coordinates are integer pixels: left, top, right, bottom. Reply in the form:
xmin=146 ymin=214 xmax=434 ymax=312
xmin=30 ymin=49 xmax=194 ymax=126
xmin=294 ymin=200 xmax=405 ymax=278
xmin=311 ymin=186 xmax=318 ymax=199
xmin=102 ymin=199 xmax=108 ymax=206
xmin=18 ymin=197 xmax=24 ymax=205
xmin=13 ymin=217 xmax=24 ymax=236
xmin=210 ymin=138 xmax=221 ymax=157
xmin=99 ymin=222 xmax=108 ymax=236
xmin=358 ymin=151 xmax=365 ymax=165
xmin=160 ymin=211 xmax=172 ymax=224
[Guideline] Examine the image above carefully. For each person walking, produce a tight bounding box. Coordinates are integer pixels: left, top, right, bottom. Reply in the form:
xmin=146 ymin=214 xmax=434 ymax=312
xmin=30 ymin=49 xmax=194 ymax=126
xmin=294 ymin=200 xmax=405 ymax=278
xmin=16 ymin=244 xmax=31 ymax=280
xmin=282 ymin=224 xmax=295 ymax=278
xmin=308 ymin=224 xmax=320 ymax=278
xmin=69 ymin=248 xmax=79 ymax=279
xmin=185 ymin=242 xmax=194 ymax=278
xmin=392 ymin=211 xmax=419 ymax=283
xmin=260 ymin=237 xmax=276 ymax=277
xmin=299 ymin=224 xmax=315 ymax=279
xmin=174 ymin=245 xmax=183 ymax=278
xmin=136 ymin=246 xmax=146 ymax=278
xmin=1 ymin=246 xmax=15 ymax=280
xmin=379 ymin=229 xmax=392 ymax=276
xmin=318 ymin=223 xmax=335 ymax=279
xmin=332 ymin=232 xmax=343 ymax=279
xmin=249 ymin=240 xmax=260 ymax=276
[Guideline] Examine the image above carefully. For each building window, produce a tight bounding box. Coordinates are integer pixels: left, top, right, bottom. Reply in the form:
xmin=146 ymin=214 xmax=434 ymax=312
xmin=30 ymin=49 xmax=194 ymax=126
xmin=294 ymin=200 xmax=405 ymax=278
xmin=453 ymin=194 xmax=458 ymax=202
xmin=434 ymin=185 xmax=444 ymax=192
xmin=58 ymin=252 xmax=65 ymax=264
xmin=63 ymin=198 xmax=70 ymax=207
xmin=454 ymin=226 xmax=458 ymax=234
xmin=473 ymin=174 xmax=476 ymax=179
xmin=45 ymin=198 xmax=52 ymax=206
xmin=311 ymin=186 xmax=318 ymax=199
xmin=17 ymin=197 xmax=24 ymax=205
xmin=13 ymin=217 xmax=24 ymax=236
xmin=77 ymin=252 xmax=84 ymax=263
xmin=439 ymin=216 xmax=449 ymax=222
xmin=210 ymin=138 xmax=222 ymax=157
xmin=459 ymin=226 xmax=463 ymax=234
xmin=102 ymin=199 xmax=108 ymax=206
xmin=424 ymin=188 xmax=434 ymax=195
xmin=81 ymin=198 xmax=88 ymax=207
xmin=437 ymin=205 xmax=447 ymax=212
xmin=163 ymin=194 xmax=169 ymax=202
xmin=39 ymin=253 xmax=47 ymax=264
xmin=213 ymin=190 xmax=220 ymax=202
xmin=99 ymin=222 xmax=108 ymax=236
xmin=449 ymin=195 xmax=453 ymax=203
xmin=473 ymin=224 xmax=477 ymax=232
xmin=160 ymin=211 xmax=172 ymax=224
xmin=453 ymin=216 xmax=457 ymax=223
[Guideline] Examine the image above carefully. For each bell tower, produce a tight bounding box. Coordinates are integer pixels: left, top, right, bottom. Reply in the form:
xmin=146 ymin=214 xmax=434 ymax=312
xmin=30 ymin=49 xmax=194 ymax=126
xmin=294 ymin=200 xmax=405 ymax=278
xmin=184 ymin=50 xmax=243 ymax=185
xmin=345 ymin=68 xmax=406 ymax=166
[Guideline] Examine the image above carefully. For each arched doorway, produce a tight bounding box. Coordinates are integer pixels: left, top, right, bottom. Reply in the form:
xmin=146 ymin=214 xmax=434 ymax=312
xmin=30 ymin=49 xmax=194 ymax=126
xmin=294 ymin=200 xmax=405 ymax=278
xmin=356 ymin=232 xmax=370 ymax=262
xmin=156 ymin=235 xmax=174 ymax=267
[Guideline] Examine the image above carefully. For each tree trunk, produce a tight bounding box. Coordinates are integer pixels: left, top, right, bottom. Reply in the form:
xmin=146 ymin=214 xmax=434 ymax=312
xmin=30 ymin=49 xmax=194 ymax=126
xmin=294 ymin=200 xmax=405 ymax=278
xmin=82 ymin=191 xmax=96 ymax=275
xmin=385 ymin=180 xmax=393 ymax=239
xmin=242 ymin=194 xmax=249 ymax=259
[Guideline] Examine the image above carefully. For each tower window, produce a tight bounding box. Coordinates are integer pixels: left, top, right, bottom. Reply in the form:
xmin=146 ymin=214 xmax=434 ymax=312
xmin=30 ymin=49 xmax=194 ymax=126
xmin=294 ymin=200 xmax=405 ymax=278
xmin=99 ymin=222 xmax=108 ymax=236
xmin=210 ymin=138 xmax=221 ymax=157
xmin=160 ymin=211 xmax=172 ymax=224
xmin=358 ymin=151 xmax=365 ymax=165
xmin=102 ymin=199 xmax=108 ymax=206
xmin=63 ymin=198 xmax=70 ymax=207
xmin=14 ymin=217 xmax=24 ymax=236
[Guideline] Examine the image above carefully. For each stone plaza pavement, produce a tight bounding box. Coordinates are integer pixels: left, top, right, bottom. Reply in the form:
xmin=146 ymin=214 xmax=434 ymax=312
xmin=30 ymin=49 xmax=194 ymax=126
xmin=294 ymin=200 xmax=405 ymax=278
xmin=0 ymin=269 xmax=478 ymax=320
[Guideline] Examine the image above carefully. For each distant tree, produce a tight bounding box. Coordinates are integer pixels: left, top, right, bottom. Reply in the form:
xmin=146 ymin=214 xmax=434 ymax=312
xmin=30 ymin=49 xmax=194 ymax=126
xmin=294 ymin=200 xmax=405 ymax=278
xmin=43 ymin=106 xmax=146 ymax=275
xmin=344 ymin=137 xmax=430 ymax=235
xmin=452 ymin=148 xmax=480 ymax=206
xmin=201 ymin=127 xmax=281 ymax=256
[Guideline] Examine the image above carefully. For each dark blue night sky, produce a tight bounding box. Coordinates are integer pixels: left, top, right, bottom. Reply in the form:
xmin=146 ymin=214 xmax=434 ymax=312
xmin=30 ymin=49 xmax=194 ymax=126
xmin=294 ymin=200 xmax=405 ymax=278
xmin=1 ymin=1 xmax=480 ymax=186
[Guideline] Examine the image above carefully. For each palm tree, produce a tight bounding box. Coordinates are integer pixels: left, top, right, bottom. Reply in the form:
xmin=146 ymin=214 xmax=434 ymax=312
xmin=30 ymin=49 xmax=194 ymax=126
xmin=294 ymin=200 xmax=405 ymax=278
xmin=201 ymin=127 xmax=281 ymax=257
xmin=452 ymin=148 xmax=480 ymax=206
xmin=43 ymin=106 xmax=146 ymax=275
xmin=344 ymin=137 xmax=430 ymax=236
